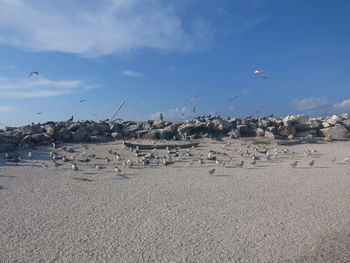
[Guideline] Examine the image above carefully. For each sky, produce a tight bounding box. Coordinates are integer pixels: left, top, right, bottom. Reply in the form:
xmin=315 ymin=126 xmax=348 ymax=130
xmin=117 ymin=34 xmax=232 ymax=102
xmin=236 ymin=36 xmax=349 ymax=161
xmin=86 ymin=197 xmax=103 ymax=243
xmin=0 ymin=0 xmax=350 ymax=126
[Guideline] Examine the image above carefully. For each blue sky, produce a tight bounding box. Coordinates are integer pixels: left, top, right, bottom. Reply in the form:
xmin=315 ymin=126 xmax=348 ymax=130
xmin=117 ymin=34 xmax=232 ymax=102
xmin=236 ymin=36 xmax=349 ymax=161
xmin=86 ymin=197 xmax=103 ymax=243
xmin=0 ymin=0 xmax=350 ymax=126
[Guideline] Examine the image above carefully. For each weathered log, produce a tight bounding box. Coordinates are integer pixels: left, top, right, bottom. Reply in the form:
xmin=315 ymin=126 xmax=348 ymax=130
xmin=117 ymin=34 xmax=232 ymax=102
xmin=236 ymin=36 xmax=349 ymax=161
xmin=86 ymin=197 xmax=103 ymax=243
xmin=123 ymin=141 xmax=200 ymax=149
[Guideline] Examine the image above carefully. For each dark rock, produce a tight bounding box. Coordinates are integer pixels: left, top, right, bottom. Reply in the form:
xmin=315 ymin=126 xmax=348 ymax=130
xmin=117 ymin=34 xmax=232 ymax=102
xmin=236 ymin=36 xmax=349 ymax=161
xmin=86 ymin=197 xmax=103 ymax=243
xmin=0 ymin=143 xmax=17 ymax=152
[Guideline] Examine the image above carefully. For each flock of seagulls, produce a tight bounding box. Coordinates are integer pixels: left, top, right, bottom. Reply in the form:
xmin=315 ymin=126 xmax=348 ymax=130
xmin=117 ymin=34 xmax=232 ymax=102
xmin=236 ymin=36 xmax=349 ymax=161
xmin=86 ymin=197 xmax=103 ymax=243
xmin=2 ymin=138 xmax=348 ymax=180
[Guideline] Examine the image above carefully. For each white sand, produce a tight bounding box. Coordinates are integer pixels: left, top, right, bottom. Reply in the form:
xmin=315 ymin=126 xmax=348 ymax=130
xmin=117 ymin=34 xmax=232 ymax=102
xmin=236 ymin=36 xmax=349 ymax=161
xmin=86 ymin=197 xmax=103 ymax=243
xmin=1 ymin=139 xmax=350 ymax=262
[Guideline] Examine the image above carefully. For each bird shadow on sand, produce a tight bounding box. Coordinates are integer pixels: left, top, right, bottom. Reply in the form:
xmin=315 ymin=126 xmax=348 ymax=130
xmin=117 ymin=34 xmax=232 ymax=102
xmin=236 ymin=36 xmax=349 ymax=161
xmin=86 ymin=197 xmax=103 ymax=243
xmin=97 ymin=174 xmax=137 ymax=180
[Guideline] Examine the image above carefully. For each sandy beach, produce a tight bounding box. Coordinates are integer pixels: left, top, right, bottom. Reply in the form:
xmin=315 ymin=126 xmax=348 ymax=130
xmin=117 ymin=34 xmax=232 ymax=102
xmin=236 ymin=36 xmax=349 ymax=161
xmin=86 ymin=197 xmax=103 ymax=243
xmin=1 ymin=138 xmax=350 ymax=262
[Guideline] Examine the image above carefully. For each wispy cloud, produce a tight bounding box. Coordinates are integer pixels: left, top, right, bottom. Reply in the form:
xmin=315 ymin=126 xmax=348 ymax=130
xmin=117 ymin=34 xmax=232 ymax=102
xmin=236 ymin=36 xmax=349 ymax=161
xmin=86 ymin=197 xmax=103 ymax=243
xmin=0 ymin=76 xmax=97 ymax=98
xmin=151 ymin=107 xmax=195 ymax=120
xmin=0 ymin=106 xmax=15 ymax=112
xmin=333 ymin=99 xmax=350 ymax=111
xmin=0 ymin=0 xmax=270 ymax=57
xmin=119 ymin=70 xmax=144 ymax=78
xmin=0 ymin=0 xmax=198 ymax=57
xmin=292 ymin=97 xmax=330 ymax=111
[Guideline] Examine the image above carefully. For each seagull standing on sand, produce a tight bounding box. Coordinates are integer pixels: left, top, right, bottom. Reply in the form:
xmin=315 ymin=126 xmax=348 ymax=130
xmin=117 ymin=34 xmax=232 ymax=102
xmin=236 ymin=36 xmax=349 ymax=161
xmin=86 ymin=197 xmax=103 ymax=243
xmin=72 ymin=163 xmax=78 ymax=171
xmin=28 ymin=71 xmax=38 ymax=78
xmin=253 ymin=70 xmax=268 ymax=80
xmin=208 ymin=168 xmax=215 ymax=175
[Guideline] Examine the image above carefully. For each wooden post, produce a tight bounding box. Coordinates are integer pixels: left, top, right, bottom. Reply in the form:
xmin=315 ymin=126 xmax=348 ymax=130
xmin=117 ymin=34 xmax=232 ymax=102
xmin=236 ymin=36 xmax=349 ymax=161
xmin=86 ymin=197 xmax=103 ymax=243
xmin=110 ymin=100 xmax=126 ymax=122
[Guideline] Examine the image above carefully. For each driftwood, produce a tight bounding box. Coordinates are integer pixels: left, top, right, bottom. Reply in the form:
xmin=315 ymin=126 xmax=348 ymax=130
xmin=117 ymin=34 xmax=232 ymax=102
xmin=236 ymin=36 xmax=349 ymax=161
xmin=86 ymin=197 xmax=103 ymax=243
xmin=123 ymin=141 xmax=200 ymax=149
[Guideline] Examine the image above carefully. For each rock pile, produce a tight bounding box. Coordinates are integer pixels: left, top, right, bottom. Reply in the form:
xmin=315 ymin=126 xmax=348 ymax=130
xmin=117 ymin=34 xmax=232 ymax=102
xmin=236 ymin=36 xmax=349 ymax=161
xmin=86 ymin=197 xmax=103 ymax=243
xmin=1 ymin=114 xmax=350 ymax=152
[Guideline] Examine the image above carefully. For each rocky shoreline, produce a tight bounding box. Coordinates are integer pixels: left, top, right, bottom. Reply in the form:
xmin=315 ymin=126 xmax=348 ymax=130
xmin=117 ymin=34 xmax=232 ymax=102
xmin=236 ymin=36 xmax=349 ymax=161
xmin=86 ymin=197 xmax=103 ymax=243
xmin=1 ymin=114 xmax=350 ymax=152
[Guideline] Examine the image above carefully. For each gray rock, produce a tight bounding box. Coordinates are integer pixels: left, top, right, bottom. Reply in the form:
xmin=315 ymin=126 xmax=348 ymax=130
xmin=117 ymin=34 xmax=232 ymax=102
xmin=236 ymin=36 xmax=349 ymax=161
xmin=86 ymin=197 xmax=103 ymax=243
xmin=72 ymin=126 xmax=91 ymax=142
xmin=57 ymin=129 xmax=72 ymax=142
xmin=228 ymin=128 xmax=240 ymax=138
xmin=0 ymin=143 xmax=17 ymax=152
xmin=295 ymin=129 xmax=317 ymax=138
xmin=319 ymin=125 xmax=350 ymax=139
xmin=111 ymin=132 xmax=123 ymax=139
xmin=341 ymin=119 xmax=350 ymax=129
xmin=277 ymin=125 xmax=296 ymax=137
xmin=264 ymin=131 xmax=276 ymax=139
xmin=237 ymin=125 xmax=248 ymax=134
xmin=256 ymin=128 xmax=265 ymax=137
xmin=21 ymin=125 xmax=44 ymax=135
xmin=209 ymin=119 xmax=233 ymax=133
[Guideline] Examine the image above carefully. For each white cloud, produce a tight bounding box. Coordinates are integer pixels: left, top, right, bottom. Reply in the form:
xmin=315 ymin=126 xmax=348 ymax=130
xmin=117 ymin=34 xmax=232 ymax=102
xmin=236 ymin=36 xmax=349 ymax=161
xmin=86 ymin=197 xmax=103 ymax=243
xmin=0 ymin=106 xmax=15 ymax=112
xmin=0 ymin=0 xmax=269 ymax=57
xmin=242 ymin=88 xmax=252 ymax=94
xmin=120 ymin=70 xmax=144 ymax=78
xmin=292 ymin=97 xmax=330 ymax=111
xmin=0 ymin=76 xmax=96 ymax=98
xmin=333 ymin=99 xmax=350 ymax=110
xmin=150 ymin=107 xmax=195 ymax=120
xmin=0 ymin=0 xmax=197 ymax=57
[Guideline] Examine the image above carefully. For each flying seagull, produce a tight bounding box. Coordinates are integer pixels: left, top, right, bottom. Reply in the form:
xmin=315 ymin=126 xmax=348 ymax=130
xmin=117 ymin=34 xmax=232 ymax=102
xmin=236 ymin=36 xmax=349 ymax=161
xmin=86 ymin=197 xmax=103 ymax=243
xmin=79 ymin=99 xmax=86 ymax=103
xmin=37 ymin=112 xmax=43 ymax=115
xmin=228 ymin=96 xmax=239 ymax=101
xmin=253 ymin=69 xmax=268 ymax=80
xmin=28 ymin=71 xmax=38 ymax=78
xmin=191 ymin=106 xmax=196 ymax=113
xmin=184 ymin=96 xmax=198 ymax=102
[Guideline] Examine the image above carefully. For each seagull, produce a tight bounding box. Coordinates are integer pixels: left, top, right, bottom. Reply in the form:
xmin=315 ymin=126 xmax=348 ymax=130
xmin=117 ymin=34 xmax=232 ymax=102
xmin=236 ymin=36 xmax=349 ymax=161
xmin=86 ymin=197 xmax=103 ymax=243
xmin=96 ymin=165 xmax=105 ymax=170
xmin=191 ymin=106 xmax=196 ymax=113
xmin=79 ymin=99 xmax=86 ymax=103
xmin=228 ymin=96 xmax=239 ymax=101
xmin=208 ymin=168 xmax=216 ymax=175
xmin=309 ymin=160 xmax=315 ymax=167
xmin=114 ymin=166 xmax=121 ymax=176
xmin=184 ymin=96 xmax=198 ymax=102
xmin=72 ymin=163 xmax=78 ymax=171
xmin=28 ymin=71 xmax=38 ymax=78
xmin=289 ymin=161 xmax=298 ymax=168
xmin=250 ymin=159 xmax=257 ymax=166
xmin=253 ymin=69 xmax=268 ymax=80
xmin=37 ymin=112 xmax=43 ymax=115
xmin=236 ymin=161 xmax=244 ymax=168
xmin=331 ymin=157 xmax=337 ymax=162
xmin=27 ymin=151 xmax=33 ymax=159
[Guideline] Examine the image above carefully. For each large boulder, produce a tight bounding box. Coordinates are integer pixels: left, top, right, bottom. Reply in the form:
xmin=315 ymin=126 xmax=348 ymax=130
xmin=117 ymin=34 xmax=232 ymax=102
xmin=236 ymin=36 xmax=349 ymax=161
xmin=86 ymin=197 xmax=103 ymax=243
xmin=277 ymin=125 xmax=296 ymax=137
xmin=209 ymin=119 xmax=234 ymax=133
xmin=319 ymin=125 xmax=350 ymax=139
xmin=295 ymin=129 xmax=317 ymax=138
xmin=72 ymin=126 xmax=91 ymax=142
xmin=0 ymin=143 xmax=17 ymax=152
xmin=178 ymin=123 xmax=207 ymax=136
xmin=21 ymin=125 xmax=44 ymax=135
